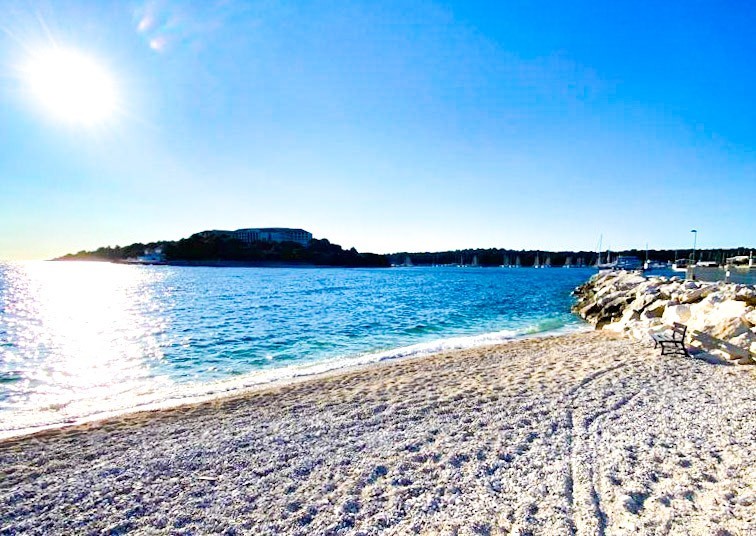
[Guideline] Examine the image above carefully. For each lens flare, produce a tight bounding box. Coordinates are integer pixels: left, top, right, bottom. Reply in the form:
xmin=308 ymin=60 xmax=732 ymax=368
xmin=23 ymin=47 xmax=118 ymax=125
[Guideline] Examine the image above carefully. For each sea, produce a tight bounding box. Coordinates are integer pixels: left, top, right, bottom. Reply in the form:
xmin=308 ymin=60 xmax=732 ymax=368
xmin=0 ymin=262 xmax=595 ymax=437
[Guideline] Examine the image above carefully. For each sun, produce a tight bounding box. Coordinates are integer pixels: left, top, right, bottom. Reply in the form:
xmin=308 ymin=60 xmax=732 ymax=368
xmin=23 ymin=47 xmax=118 ymax=126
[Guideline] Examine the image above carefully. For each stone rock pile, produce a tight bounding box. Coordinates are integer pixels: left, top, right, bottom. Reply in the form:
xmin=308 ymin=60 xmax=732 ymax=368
xmin=572 ymin=271 xmax=756 ymax=365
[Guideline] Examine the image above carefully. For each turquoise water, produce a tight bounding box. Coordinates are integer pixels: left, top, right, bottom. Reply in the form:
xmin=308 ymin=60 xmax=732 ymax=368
xmin=0 ymin=262 xmax=593 ymax=436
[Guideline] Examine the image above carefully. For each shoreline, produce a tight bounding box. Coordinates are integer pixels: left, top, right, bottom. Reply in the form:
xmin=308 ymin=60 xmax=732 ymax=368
xmin=1 ymin=323 xmax=590 ymax=442
xmin=50 ymin=259 xmax=390 ymax=269
xmin=2 ymin=330 xmax=754 ymax=534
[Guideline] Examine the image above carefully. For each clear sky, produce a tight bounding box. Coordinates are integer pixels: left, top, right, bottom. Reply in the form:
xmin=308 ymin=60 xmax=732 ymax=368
xmin=1 ymin=1 xmax=754 ymax=259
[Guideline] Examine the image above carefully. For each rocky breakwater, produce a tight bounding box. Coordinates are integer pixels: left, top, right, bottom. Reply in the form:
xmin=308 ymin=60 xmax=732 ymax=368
xmin=572 ymin=271 xmax=756 ymax=365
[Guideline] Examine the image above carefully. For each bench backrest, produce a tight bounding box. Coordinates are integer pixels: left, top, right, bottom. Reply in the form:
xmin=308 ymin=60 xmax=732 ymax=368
xmin=671 ymin=322 xmax=687 ymax=341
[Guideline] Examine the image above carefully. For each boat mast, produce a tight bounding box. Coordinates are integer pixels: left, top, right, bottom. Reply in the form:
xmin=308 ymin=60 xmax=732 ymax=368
xmin=596 ymin=234 xmax=603 ymax=266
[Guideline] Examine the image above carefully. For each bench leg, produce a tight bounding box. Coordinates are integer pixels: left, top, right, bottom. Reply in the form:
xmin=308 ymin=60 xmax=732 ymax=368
xmin=659 ymin=341 xmax=689 ymax=357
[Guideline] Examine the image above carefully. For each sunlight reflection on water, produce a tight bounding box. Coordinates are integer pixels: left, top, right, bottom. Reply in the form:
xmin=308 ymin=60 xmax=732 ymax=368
xmin=0 ymin=262 xmax=592 ymax=436
xmin=1 ymin=262 xmax=173 ymax=427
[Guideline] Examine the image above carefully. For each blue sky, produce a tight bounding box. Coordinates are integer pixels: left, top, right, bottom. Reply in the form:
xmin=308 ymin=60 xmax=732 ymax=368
xmin=1 ymin=1 xmax=754 ymax=259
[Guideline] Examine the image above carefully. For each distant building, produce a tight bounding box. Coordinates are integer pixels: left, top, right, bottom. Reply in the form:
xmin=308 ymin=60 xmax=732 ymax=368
xmin=725 ymin=254 xmax=753 ymax=267
xmin=199 ymin=228 xmax=312 ymax=247
xmin=135 ymin=246 xmax=165 ymax=264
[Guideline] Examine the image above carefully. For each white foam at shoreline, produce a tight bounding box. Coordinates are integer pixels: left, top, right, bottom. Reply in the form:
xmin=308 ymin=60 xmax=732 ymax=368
xmin=0 ymin=321 xmax=590 ymax=440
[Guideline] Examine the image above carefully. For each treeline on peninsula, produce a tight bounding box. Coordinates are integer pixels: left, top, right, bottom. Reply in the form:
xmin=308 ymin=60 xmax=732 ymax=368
xmin=56 ymin=234 xmax=390 ymax=268
xmin=389 ymin=247 xmax=755 ymax=267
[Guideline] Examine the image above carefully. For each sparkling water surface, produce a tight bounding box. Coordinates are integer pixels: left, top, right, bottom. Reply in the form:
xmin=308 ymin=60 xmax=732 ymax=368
xmin=0 ymin=262 xmax=594 ymax=435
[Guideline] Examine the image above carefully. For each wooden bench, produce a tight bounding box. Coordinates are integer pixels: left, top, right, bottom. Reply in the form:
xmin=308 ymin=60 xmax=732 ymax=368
xmin=651 ymin=322 xmax=690 ymax=357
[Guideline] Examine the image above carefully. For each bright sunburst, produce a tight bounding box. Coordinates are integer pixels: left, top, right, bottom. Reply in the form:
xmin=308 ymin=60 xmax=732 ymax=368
xmin=23 ymin=47 xmax=118 ymax=126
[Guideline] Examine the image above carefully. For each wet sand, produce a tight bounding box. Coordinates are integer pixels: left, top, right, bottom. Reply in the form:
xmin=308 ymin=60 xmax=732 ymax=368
xmin=1 ymin=331 xmax=754 ymax=535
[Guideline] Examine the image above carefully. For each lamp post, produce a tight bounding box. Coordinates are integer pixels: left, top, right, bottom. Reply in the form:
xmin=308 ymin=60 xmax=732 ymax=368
xmin=686 ymin=229 xmax=698 ymax=281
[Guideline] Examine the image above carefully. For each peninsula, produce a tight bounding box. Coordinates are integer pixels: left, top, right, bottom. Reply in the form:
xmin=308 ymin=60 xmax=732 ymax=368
xmin=54 ymin=228 xmax=390 ymax=268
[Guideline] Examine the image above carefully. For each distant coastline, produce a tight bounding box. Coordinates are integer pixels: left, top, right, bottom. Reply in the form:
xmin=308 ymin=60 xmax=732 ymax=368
xmin=53 ymin=227 xmax=754 ymax=270
xmin=53 ymin=228 xmax=390 ymax=268
xmin=389 ymin=246 xmax=755 ymax=268
xmin=55 ymin=258 xmax=363 ymax=269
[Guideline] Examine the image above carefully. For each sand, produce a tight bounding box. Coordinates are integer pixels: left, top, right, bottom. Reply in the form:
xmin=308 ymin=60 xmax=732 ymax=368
xmin=1 ymin=331 xmax=754 ymax=535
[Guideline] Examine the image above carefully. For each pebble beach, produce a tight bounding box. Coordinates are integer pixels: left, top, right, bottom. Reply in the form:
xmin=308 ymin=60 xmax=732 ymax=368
xmin=1 ymin=331 xmax=754 ymax=535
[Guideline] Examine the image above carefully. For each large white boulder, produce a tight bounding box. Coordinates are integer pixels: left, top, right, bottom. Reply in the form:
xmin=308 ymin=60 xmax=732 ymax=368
xmin=701 ymin=291 xmax=728 ymax=306
xmin=716 ymin=285 xmax=738 ymax=301
xmin=629 ymin=318 xmax=663 ymax=341
xmin=635 ymin=280 xmax=662 ymax=296
xmin=642 ymin=299 xmax=667 ymax=319
xmin=709 ymin=299 xmax=747 ymax=322
xmin=614 ymin=274 xmax=647 ymax=291
xmin=602 ymin=321 xmax=627 ymax=334
xmin=620 ymin=305 xmax=640 ymax=325
xmin=662 ymin=304 xmax=691 ymax=325
xmin=709 ymin=316 xmax=751 ymax=341
xmin=745 ymin=308 xmax=756 ymax=326
xmin=597 ymin=290 xmax=633 ymax=308
xmin=688 ymin=301 xmax=715 ymax=331
xmin=678 ymin=284 xmax=717 ymax=304
xmin=689 ymin=297 xmax=747 ymax=333
xmin=735 ymin=286 xmax=756 ymax=306
xmin=729 ymin=330 xmax=756 ymax=350
xmin=658 ymin=282 xmax=681 ymax=299
xmin=628 ymin=293 xmax=657 ymax=313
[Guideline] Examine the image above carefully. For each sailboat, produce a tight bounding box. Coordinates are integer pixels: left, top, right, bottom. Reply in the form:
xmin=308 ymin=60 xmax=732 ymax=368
xmin=595 ymin=237 xmax=616 ymax=270
xmin=597 ymin=250 xmax=616 ymax=270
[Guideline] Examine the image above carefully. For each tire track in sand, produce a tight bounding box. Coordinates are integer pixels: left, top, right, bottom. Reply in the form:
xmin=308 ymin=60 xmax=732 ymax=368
xmin=564 ymin=362 xmax=629 ymax=536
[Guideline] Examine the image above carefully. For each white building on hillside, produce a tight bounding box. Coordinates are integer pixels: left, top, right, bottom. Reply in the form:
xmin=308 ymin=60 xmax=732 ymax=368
xmin=198 ymin=228 xmax=313 ymax=246
xmin=234 ymin=228 xmax=312 ymax=246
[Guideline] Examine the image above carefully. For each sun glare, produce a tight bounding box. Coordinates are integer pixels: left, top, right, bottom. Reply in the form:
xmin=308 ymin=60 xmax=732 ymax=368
xmin=23 ymin=47 xmax=118 ymax=125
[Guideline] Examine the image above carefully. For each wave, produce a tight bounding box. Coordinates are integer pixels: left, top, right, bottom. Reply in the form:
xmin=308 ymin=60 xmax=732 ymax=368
xmin=0 ymin=318 xmax=589 ymax=440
